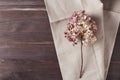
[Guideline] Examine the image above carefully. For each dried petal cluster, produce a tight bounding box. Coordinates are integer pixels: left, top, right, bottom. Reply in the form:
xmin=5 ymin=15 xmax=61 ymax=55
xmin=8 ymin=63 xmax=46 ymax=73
xmin=64 ymin=10 xmax=97 ymax=45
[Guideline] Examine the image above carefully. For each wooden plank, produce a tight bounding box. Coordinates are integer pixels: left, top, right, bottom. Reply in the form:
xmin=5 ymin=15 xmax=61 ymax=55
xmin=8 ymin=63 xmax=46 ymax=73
xmin=0 ymin=0 xmax=44 ymax=6
xmin=0 ymin=56 xmax=62 ymax=80
xmin=107 ymin=62 xmax=120 ymax=80
xmin=0 ymin=11 xmax=52 ymax=42
xmin=0 ymin=0 xmax=45 ymax=10
xmin=0 ymin=44 xmax=55 ymax=59
xmin=0 ymin=26 xmax=52 ymax=42
xmin=0 ymin=18 xmax=50 ymax=32
xmin=0 ymin=11 xmax=47 ymax=19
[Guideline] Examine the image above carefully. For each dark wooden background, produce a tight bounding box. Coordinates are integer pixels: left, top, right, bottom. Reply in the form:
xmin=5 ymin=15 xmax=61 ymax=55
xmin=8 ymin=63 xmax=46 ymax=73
xmin=0 ymin=0 xmax=62 ymax=80
xmin=0 ymin=0 xmax=119 ymax=80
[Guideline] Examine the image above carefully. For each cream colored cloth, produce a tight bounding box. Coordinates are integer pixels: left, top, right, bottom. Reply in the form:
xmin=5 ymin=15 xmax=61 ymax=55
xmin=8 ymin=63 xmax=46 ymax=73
xmin=44 ymin=0 xmax=120 ymax=80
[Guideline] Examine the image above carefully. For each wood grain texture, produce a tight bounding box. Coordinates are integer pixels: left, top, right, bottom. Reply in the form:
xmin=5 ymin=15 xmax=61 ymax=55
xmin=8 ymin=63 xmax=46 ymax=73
xmin=0 ymin=0 xmax=45 ymax=6
xmin=0 ymin=0 xmax=62 ymax=80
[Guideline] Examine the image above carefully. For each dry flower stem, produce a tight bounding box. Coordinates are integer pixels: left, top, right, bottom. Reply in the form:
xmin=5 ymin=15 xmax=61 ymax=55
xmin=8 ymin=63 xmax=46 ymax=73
xmin=64 ymin=10 xmax=97 ymax=78
xmin=80 ymin=40 xmax=83 ymax=78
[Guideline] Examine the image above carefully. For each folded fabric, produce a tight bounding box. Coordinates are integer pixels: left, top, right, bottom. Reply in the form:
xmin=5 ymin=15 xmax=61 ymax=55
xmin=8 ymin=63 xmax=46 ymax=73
xmin=102 ymin=0 xmax=120 ymax=13
xmin=44 ymin=0 xmax=120 ymax=80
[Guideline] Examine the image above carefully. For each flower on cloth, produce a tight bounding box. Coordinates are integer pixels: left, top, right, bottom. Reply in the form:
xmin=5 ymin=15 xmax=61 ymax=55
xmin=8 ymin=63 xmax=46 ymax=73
xmin=64 ymin=10 xmax=97 ymax=45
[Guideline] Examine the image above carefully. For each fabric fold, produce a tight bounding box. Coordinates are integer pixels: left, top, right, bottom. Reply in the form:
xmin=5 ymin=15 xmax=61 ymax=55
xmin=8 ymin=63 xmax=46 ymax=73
xmin=103 ymin=11 xmax=120 ymax=78
xmin=44 ymin=0 xmax=103 ymax=23
xmin=44 ymin=0 xmax=82 ymax=23
xmin=102 ymin=0 xmax=120 ymax=13
xmin=44 ymin=0 xmax=120 ymax=80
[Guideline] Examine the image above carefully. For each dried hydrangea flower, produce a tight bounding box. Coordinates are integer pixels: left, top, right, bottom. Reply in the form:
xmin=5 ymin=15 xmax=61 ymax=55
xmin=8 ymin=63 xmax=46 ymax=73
xmin=64 ymin=10 xmax=98 ymax=78
xmin=64 ymin=10 xmax=97 ymax=45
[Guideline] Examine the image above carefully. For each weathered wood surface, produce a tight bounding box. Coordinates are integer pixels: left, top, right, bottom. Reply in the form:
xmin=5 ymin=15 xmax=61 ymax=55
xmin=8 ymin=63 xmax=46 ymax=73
xmin=0 ymin=0 xmax=119 ymax=80
xmin=0 ymin=0 xmax=62 ymax=80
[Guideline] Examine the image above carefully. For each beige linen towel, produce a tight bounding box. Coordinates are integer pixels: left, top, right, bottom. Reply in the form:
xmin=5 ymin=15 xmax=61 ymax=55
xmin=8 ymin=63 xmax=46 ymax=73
xmin=101 ymin=0 xmax=120 ymax=78
xmin=44 ymin=0 xmax=120 ymax=80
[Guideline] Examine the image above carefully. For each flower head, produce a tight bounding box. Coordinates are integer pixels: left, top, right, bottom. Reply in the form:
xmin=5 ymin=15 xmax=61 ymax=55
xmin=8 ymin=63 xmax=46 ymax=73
xmin=64 ymin=10 xmax=97 ymax=45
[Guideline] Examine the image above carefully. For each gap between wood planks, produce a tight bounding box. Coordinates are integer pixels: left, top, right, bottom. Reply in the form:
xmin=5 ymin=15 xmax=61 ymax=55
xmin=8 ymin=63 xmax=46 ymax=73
xmin=0 ymin=7 xmax=46 ymax=11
